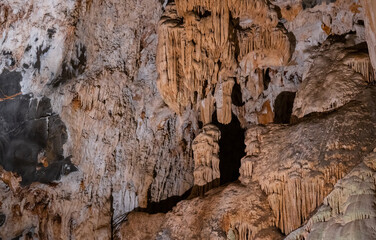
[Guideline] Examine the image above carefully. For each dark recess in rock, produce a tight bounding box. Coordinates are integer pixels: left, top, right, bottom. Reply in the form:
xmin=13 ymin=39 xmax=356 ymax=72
xmin=263 ymin=68 xmax=271 ymax=91
xmin=302 ymin=0 xmax=336 ymax=9
xmin=0 ymin=213 xmax=5 ymax=227
xmin=231 ymin=82 xmax=244 ymax=106
xmin=50 ymin=44 xmax=87 ymax=87
xmin=33 ymin=44 xmax=50 ymax=73
xmin=0 ymin=70 xmax=77 ymax=185
xmin=189 ymin=179 xmax=220 ymax=198
xmin=24 ymin=45 xmax=32 ymax=52
xmin=138 ymin=187 xmax=192 ymax=214
xmin=11 ymin=235 xmax=21 ymax=240
xmin=47 ymin=28 xmax=56 ymax=39
xmin=212 ymin=112 xmax=245 ymax=185
xmin=274 ymin=91 xmax=296 ymax=124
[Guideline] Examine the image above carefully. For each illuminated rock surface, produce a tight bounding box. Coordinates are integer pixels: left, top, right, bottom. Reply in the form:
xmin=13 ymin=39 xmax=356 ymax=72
xmin=1 ymin=0 xmax=376 ymax=239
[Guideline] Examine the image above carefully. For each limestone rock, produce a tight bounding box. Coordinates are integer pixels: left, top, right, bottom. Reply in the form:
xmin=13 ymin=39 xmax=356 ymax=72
xmin=118 ymin=212 xmax=165 ymax=240
xmin=292 ymin=40 xmax=369 ymax=119
xmin=286 ymin=152 xmax=376 ymax=240
xmin=0 ymin=0 xmax=197 ymax=238
xmin=158 ymin=183 xmax=282 ymax=240
xmin=192 ymin=124 xmax=221 ymax=187
xmin=362 ymin=0 xmax=376 ymax=75
xmin=156 ymin=0 xmax=292 ymax=125
xmin=1 ymin=0 xmax=376 ymax=239
xmin=240 ymin=87 xmax=376 ymax=234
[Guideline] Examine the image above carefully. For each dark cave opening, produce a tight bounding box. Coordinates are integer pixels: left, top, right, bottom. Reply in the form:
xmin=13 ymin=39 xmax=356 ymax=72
xmin=256 ymin=68 xmax=271 ymax=90
xmin=263 ymin=68 xmax=271 ymax=90
xmin=231 ymin=82 xmax=244 ymax=107
xmin=139 ymin=113 xmax=246 ymax=213
xmin=212 ymin=112 xmax=246 ymax=185
xmin=274 ymin=91 xmax=296 ymax=124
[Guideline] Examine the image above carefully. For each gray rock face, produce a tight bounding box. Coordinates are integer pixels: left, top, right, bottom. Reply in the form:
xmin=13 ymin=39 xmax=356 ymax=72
xmin=302 ymin=0 xmax=337 ymax=9
xmin=0 ymin=70 xmax=75 ymax=185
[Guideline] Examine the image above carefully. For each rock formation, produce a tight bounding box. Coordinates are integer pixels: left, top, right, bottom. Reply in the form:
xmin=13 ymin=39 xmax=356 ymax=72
xmin=362 ymin=0 xmax=376 ymax=75
xmin=192 ymin=124 xmax=221 ymax=187
xmin=1 ymin=0 xmax=376 ymax=239
xmin=157 ymin=0 xmax=292 ymax=125
xmin=286 ymin=152 xmax=376 ymax=239
xmin=121 ymin=183 xmax=282 ymax=240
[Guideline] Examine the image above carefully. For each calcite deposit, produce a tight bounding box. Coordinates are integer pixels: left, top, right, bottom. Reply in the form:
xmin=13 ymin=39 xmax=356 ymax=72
xmin=156 ymin=0 xmax=292 ymax=125
xmin=1 ymin=0 xmax=376 ymax=239
xmin=192 ymin=124 xmax=221 ymax=187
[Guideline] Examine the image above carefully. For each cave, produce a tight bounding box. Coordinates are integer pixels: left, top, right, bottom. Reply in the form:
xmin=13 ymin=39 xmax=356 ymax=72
xmin=231 ymin=82 xmax=244 ymax=106
xmin=274 ymin=91 xmax=296 ymax=124
xmin=263 ymin=68 xmax=271 ymax=90
xmin=212 ymin=112 xmax=245 ymax=185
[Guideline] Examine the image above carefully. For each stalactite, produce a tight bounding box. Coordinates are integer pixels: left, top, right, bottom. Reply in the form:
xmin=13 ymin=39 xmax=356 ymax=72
xmin=215 ymin=78 xmax=234 ymax=124
xmin=239 ymin=125 xmax=356 ymax=234
xmin=285 ymin=154 xmax=376 ymax=239
xmin=345 ymin=56 xmax=375 ymax=83
xmin=200 ymin=94 xmax=215 ymax=125
xmin=157 ymin=1 xmax=291 ymax=124
xmin=238 ymin=28 xmax=291 ymax=67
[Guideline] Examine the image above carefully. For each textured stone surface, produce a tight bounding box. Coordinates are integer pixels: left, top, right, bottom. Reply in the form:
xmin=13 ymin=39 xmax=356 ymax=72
xmin=286 ymin=152 xmax=376 ymax=240
xmin=240 ymin=87 xmax=376 ymax=234
xmin=159 ymin=183 xmax=282 ymax=240
xmin=362 ymin=0 xmax=376 ymax=74
xmin=157 ymin=0 xmax=292 ymax=125
xmin=0 ymin=70 xmax=75 ymax=186
xmin=0 ymin=0 xmax=197 ymax=238
xmin=192 ymin=124 xmax=221 ymax=187
xmin=292 ymin=40 xmax=369 ymax=119
xmin=1 ymin=0 xmax=376 ymax=239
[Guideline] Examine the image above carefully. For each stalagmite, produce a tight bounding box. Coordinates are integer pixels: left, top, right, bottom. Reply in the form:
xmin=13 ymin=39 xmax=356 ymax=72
xmin=192 ymin=124 xmax=221 ymax=187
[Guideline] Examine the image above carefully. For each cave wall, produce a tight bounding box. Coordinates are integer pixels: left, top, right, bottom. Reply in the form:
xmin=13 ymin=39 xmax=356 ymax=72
xmin=1 ymin=0 xmax=376 ymax=239
xmin=362 ymin=0 xmax=376 ymax=74
xmin=0 ymin=0 xmax=197 ymax=238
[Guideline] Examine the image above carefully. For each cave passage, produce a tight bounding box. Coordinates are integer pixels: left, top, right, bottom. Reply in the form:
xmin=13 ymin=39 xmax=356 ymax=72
xmin=212 ymin=112 xmax=245 ymax=185
xmin=274 ymin=91 xmax=296 ymax=124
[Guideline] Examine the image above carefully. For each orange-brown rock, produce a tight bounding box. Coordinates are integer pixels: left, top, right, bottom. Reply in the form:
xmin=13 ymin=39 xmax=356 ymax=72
xmin=159 ymin=183 xmax=282 ymax=240
xmin=257 ymin=100 xmax=274 ymax=125
xmin=118 ymin=212 xmax=165 ymax=240
xmin=156 ymin=0 xmax=292 ymax=125
xmin=192 ymin=124 xmax=221 ymax=186
xmin=241 ymin=87 xmax=376 ymax=234
xmin=286 ymin=152 xmax=376 ymax=240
